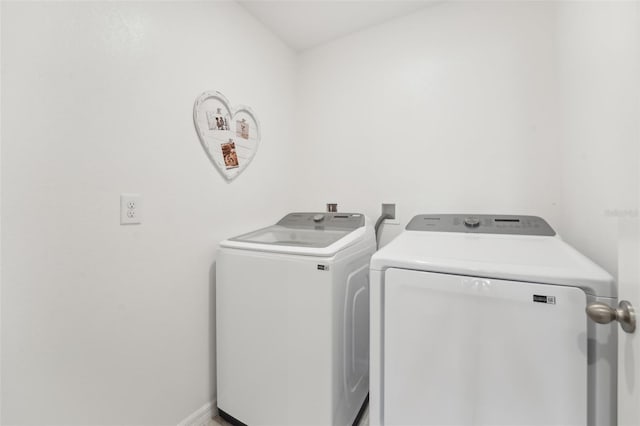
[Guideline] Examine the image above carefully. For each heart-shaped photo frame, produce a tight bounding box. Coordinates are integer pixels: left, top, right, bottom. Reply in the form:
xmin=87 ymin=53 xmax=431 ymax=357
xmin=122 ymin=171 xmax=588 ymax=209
xmin=193 ymin=91 xmax=261 ymax=182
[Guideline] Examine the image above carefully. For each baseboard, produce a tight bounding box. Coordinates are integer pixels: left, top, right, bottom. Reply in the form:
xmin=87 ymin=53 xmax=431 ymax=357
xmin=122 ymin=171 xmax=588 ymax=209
xmin=178 ymin=399 xmax=217 ymax=426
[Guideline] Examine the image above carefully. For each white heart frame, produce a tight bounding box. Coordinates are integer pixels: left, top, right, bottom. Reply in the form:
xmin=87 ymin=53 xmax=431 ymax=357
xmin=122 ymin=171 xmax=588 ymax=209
xmin=193 ymin=91 xmax=261 ymax=182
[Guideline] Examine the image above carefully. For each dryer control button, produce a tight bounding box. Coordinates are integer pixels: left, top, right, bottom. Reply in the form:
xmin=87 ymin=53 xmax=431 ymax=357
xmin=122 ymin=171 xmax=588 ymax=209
xmin=313 ymin=214 xmax=325 ymax=222
xmin=464 ymin=217 xmax=480 ymax=227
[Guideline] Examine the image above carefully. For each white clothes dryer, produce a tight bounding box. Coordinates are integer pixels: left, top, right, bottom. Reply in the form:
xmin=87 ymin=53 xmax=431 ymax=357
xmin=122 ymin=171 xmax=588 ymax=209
xmin=370 ymin=214 xmax=616 ymax=426
xmin=217 ymin=212 xmax=375 ymax=426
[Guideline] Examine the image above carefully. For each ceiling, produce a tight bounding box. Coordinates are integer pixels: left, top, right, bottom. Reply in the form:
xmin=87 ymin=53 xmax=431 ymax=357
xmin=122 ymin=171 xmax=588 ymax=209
xmin=238 ymin=1 xmax=434 ymax=51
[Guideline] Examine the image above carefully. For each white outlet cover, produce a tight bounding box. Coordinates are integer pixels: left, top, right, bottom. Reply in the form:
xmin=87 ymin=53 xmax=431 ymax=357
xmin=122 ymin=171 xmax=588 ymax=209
xmin=120 ymin=193 xmax=141 ymax=225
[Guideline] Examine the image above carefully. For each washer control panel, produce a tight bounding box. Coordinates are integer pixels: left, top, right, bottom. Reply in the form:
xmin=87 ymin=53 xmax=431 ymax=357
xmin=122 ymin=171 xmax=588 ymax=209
xmin=278 ymin=212 xmax=365 ymax=230
xmin=463 ymin=217 xmax=480 ymax=228
xmin=406 ymin=214 xmax=555 ymax=236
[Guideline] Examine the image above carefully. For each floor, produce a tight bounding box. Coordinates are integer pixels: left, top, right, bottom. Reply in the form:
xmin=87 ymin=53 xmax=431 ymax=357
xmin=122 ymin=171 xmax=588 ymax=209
xmin=210 ymin=416 xmax=229 ymax=426
xmin=209 ymin=404 xmax=369 ymax=426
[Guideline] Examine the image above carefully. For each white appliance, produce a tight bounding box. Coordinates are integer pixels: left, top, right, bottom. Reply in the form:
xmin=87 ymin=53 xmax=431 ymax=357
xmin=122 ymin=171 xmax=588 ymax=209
xmin=217 ymin=212 xmax=375 ymax=426
xmin=370 ymin=214 xmax=617 ymax=426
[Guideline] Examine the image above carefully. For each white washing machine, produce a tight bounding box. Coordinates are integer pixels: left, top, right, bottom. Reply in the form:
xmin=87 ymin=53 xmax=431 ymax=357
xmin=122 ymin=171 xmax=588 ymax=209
xmin=217 ymin=212 xmax=375 ymax=426
xmin=370 ymin=214 xmax=617 ymax=426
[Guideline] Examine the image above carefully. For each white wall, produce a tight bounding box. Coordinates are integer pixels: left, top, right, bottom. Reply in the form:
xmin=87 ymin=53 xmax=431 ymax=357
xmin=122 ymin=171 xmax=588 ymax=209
xmin=295 ymin=1 xmax=639 ymax=274
xmin=556 ymin=1 xmax=640 ymax=277
xmin=295 ymin=1 xmax=563 ymax=248
xmin=0 ymin=1 xmax=3 ymax=422
xmin=1 ymin=2 xmax=296 ymax=424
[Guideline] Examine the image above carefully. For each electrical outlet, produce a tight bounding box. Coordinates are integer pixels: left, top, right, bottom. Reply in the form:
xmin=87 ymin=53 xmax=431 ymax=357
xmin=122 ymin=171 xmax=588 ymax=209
xmin=121 ymin=193 xmax=141 ymax=225
xmin=382 ymin=203 xmax=399 ymax=224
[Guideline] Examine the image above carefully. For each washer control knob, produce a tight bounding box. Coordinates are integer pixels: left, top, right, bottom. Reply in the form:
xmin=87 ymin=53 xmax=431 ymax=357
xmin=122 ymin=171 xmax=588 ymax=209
xmin=313 ymin=214 xmax=325 ymax=222
xmin=464 ymin=217 xmax=480 ymax=228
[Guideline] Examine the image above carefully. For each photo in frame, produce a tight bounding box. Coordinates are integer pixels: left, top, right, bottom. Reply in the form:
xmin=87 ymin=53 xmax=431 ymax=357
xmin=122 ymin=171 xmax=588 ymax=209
xmin=206 ymin=108 xmax=229 ymax=131
xmin=236 ymin=118 xmax=249 ymax=139
xmin=221 ymin=140 xmax=239 ymax=169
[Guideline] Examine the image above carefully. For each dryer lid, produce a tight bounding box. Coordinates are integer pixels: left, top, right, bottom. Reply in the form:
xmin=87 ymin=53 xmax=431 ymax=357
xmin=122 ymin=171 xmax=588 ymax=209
xmin=372 ymin=216 xmax=615 ymax=298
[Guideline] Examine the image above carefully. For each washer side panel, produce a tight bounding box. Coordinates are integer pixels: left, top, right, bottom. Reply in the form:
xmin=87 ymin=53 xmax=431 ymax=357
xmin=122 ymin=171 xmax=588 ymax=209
xmin=216 ymin=248 xmax=333 ymax=425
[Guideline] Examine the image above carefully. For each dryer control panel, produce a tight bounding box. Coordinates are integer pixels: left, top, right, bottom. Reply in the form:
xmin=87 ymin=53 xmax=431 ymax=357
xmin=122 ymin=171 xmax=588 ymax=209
xmin=406 ymin=214 xmax=555 ymax=236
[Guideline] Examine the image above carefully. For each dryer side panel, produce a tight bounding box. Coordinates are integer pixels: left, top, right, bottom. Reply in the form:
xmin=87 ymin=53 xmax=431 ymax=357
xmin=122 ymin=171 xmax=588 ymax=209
xmin=383 ymin=268 xmax=588 ymax=426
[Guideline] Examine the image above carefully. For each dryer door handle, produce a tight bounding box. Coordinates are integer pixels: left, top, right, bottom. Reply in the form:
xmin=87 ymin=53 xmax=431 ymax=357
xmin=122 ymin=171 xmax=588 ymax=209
xmin=586 ymin=301 xmax=636 ymax=333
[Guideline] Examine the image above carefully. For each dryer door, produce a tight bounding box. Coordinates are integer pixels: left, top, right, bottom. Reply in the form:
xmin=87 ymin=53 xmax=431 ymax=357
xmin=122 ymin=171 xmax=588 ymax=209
xmin=383 ymin=268 xmax=588 ymax=426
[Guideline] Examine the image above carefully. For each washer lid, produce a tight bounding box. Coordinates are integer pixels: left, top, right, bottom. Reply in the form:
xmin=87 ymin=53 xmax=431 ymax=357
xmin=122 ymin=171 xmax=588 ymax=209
xmin=371 ymin=230 xmax=615 ymax=298
xmin=220 ymin=212 xmax=369 ymax=256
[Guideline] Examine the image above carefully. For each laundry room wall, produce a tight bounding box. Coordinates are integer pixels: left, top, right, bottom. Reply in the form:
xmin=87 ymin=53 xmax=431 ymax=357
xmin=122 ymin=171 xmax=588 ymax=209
xmin=1 ymin=2 xmax=296 ymax=424
xmin=294 ymin=1 xmax=562 ymax=247
xmin=294 ymin=0 xmax=639 ymax=275
xmin=555 ymin=1 xmax=640 ymax=278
